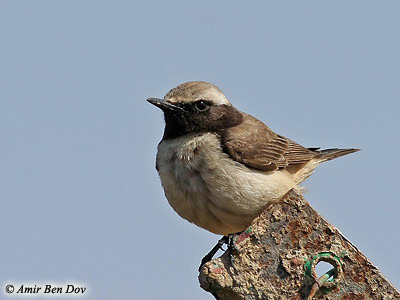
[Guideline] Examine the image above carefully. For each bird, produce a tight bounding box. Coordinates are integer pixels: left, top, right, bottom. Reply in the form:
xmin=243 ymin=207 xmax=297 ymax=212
xmin=147 ymin=81 xmax=359 ymax=237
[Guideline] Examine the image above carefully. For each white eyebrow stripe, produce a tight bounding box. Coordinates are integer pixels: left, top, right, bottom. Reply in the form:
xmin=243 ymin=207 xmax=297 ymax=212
xmin=198 ymin=88 xmax=230 ymax=105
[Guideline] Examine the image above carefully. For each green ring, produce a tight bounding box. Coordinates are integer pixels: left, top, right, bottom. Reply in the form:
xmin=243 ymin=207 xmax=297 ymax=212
xmin=304 ymin=251 xmax=343 ymax=278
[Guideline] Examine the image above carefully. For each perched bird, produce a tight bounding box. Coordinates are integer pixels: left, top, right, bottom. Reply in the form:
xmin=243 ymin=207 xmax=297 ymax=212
xmin=148 ymin=81 xmax=358 ymax=237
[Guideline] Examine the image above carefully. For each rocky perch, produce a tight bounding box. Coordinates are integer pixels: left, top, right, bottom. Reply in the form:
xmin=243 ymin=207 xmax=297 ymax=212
xmin=199 ymin=190 xmax=399 ymax=300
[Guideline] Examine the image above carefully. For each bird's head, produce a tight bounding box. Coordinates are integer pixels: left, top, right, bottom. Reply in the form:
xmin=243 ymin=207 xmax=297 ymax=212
xmin=147 ymin=81 xmax=243 ymax=139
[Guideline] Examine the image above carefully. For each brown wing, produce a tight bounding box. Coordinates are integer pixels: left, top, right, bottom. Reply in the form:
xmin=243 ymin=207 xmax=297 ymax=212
xmin=220 ymin=113 xmax=316 ymax=171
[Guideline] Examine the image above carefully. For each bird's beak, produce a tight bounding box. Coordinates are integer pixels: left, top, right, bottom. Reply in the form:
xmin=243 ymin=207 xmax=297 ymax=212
xmin=147 ymin=98 xmax=184 ymax=112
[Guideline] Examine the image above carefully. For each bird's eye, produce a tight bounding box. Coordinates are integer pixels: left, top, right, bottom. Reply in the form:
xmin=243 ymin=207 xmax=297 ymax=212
xmin=194 ymin=100 xmax=209 ymax=112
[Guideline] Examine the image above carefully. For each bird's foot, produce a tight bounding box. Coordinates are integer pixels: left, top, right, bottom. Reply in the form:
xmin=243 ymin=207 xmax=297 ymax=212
xmin=226 ymin=233 xmax=240 ymax=266
xmin=199 ymin=236 xmax=228 ymax=272
xmin=198 ymin=232 xmax=241 ymax=272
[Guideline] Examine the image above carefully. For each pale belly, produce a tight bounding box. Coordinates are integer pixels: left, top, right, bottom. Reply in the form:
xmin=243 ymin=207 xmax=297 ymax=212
xmin=156 ymin=132 xmax=299 ymax=235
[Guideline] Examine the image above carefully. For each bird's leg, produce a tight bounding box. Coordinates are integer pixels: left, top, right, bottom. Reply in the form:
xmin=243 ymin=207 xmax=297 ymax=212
xmin=199 ymin=236 xmax=229 ymax=271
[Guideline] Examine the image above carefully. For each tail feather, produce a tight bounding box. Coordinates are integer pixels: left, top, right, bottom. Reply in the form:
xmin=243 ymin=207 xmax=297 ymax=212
xmin=314 ymin=148 xmax=360 ymax=162
xmin=293 ymin=148 xmax=359 ymax=185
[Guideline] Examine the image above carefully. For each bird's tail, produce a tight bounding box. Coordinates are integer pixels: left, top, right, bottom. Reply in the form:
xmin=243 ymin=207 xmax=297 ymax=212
xmin=314 ymin=148 xmax=360 ymax=162
xmin=294 ymin=148 xmax=360 ymax=184
xmin=293 ymin=147 xmax=359 ymax=186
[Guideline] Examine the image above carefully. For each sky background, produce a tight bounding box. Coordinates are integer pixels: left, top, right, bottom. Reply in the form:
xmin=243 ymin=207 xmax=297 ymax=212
xmin=1 ymin=1 xmax=399 ymax=299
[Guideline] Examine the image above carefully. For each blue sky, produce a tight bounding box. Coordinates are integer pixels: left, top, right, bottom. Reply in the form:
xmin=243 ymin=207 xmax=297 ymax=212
xmin=1 ymin=1 xmax=399 ymax=299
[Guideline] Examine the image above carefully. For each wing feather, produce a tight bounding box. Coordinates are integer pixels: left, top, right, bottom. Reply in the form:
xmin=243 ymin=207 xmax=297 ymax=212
xmin=220 ymin=113 xmax=316 ymax=171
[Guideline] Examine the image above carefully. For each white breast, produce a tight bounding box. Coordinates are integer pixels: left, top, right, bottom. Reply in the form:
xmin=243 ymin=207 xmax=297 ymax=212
xmin=156 ymin=132 xmax=300 ymax=235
